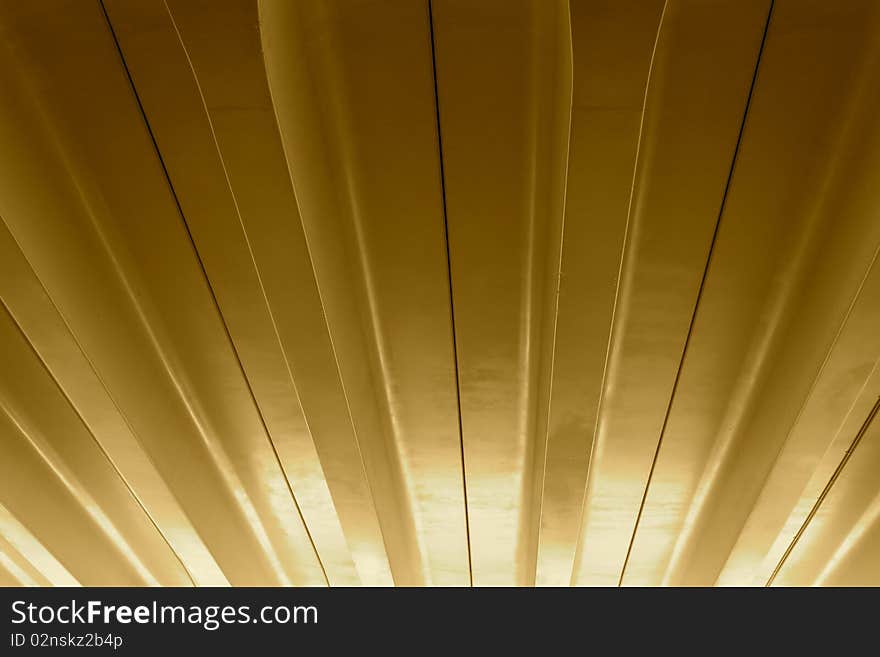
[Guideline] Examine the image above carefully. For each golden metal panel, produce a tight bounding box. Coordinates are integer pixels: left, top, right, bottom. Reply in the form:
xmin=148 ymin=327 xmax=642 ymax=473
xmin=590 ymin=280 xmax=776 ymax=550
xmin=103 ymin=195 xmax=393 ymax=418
xmin=773 ymin=404 xmax=880 ymax=586
xmin=259 ymin=0 xmax=470 ymax=585
xmin=572 ymin=0 xmax=771 ymax=586
xmin=0 ymin=0 xmax=323 ymax=586
xmin=0 ymin=0 xmax=879 ymax=586
xmin=430 ymin=0 xmax=572 ymax=586
xmin=536 ymin=0 xmax=666 ymax=588
xmin=659 ymin=0 xmax=880 ymax=586
xmin=102 ymin=0 xmax=370 ymax=587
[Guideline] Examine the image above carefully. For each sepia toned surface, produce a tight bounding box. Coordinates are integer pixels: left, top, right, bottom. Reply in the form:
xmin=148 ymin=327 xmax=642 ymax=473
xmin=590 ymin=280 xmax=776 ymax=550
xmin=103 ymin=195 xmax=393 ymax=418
xmin=0 ymin=0 xmax=878 ymax=587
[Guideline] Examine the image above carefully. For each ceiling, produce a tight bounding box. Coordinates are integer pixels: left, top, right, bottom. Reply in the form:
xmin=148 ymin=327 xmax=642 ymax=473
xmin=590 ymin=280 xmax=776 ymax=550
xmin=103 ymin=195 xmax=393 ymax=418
xmin=0 ymin=0 xmax=879 ymax=587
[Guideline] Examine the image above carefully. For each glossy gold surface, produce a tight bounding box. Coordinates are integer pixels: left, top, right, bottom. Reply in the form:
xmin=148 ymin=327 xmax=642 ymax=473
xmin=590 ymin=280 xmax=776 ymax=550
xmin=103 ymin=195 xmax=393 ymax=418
xmin=0 ymin=0 xmax=879 ymax=586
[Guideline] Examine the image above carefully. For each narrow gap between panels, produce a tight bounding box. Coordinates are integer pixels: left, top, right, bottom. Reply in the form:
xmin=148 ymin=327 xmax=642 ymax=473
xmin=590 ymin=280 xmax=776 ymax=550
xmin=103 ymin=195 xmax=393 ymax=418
xmin=427 ymin=0 xmax=474 ymax=588
xmin=0 ymin=292 xmax=190 ymax=586
xmin=766 ymin=396 xmax=880 ymax=586
xmin=617 ymin=0 xmax=775 ymax=587
xmin=97 ymin=0 xmax=330 ymax=587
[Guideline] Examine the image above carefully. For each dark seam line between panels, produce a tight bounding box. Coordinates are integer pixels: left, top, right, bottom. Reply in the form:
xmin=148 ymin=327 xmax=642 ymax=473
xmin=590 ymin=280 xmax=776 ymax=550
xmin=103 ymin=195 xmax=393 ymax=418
xmin=617 ymin=0 xmax=775 ymax=587
xmin=427 ymin=0 xmax=474 ymax=587
xmin=766 ymin=396 xmax=880 ymax=586
xmin=568 ymin=0 xmax=670 ymax=587
xmin=97 ymin=0 xmax=330 ymax=587
xmin=0 ymin=293 xmax=196 ymax=586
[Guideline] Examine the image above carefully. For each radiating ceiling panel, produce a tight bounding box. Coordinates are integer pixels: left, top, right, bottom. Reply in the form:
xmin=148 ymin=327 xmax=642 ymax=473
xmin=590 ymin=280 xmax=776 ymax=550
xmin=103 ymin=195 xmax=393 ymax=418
xmin=535 ymin=0 xmax=666 ymax=588
xmin=0 ymin=297 xmax=187 ymax=586
xmin=430 ymin=0 xmax=572 ymax=586
xmin=772 ymin=400 xmax=880 ymax=586
xmin=571 ymin=0 xmax=772 ymax=586
xmin=0 ymin=503 xmax=77 ymax=587
xmin=1 ymin=0 xmax=879 ymax=587
xmin=0 ymin=223 xmax=224 ymax=586
xmin=658 ymin=0 xmax=880 ymax=587
xmin=102 ymin=0 xmax=374 ymax=587
xmin=720 ymin=251 xmax=880 ymax=586
xmin=0 ymin=0 xmax=324 ymax=586
xmin=259 ymin=0 xmax=469 ymax=586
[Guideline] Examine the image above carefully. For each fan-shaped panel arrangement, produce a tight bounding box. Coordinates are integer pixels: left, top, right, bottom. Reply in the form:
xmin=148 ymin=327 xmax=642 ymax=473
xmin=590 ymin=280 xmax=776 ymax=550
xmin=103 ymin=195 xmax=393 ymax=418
xmin=0 ymin=0 xmax=878 ymax=587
